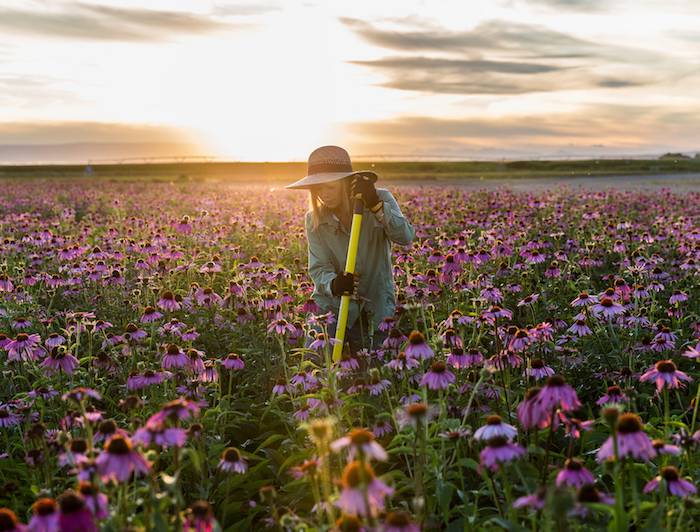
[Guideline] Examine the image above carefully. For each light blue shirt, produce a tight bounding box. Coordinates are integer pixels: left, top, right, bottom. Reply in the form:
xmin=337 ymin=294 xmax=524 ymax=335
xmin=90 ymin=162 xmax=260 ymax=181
xmin=304 ymin=188 xmax=416 ymax=332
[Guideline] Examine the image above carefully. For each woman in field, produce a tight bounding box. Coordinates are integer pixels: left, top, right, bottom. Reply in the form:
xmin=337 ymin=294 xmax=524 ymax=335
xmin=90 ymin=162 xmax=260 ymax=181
xmin=286 ymin=145 xmax=416 ymax=356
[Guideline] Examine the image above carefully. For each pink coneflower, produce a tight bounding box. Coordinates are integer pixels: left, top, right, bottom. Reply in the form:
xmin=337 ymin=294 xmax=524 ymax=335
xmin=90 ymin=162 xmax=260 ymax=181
xmin=58 ymin=439 xmax=89 ymax=467
xmin=568 ymin=315 xmax=592 ymax=337
xmin=77 ymin=481 xmax=109 ymax=519
xmin=639 ymin=359 xmax=691 ymax=391
xmin=57 ymin=490 xmax=97 ymax=532
xmin=483 ymin=305 xmax=513 ymax=321
xmin=0 ymin=405 xmax=22 ymax=427
xmin=382 ymin=511 xmax=420 ymax=532
xmin=133 ymin=423 xmax=187 ymax=449
xmin=127 ymin=370 xmax=171 ymax=391
xmin=420 ymin=361 xmax=455 ymax=390
xmin=140 ymin=305 xmax=163 ymax=323
xmin=96 ymin=435 xmax=151 ymax=483
xmin=404 ymin=330 xmax=434 ymax=360
xmin=162 ymin=343 xmax=188 ymax=369
xmin=267 ymin=318 xmax=296 ymax=336
xmin=183 ymin=500 xmax=219 ymax=532
xmin=682 ymin=342 xmax=700 ymax=359
xmin=271 ymin=378 xmax=288 ymax=395
xmin=571 ymin=291 xmax=598 ymax=307
xmin=28 ymin=498 xmax=59 ymax=531
xmin=517 ymin=293 xmax=539 ymax=307
xmin=0 ymin=274 xmax=13 ymax=292
xmin=591 ymin=297 xmax=625 ymax=319
xmin=536 ymin=375 xmax=581 ymax=414
xmin=669 ymin=290 xmax=688 ymax=304
xmin=366 ymin=374 xmax=392 ymax=396
xmin=218 ymin=447 xmax=247 ymax=474
xmin=41 ymin=346 xmax=79 ymax=375
xmin=474 ymin=415 xmax=518 ymax=441
xmin=186 ymin=348 xmax=205 ymax=374
xmin=62 ymin=387 xmax=101 ymax=403
xmin=383 ymin=328 xmax=408 ymax=350
xmin=308 ymin=332 xmax=338 ymax=351
xmin=643 ymin=466 xmax=696 ymax=497
xmin=508 ymin=328 xmax=531 ymax=352
xmin=11 ymin=317 xmax=32 ymax=330
xmin=45 ymin=333 xmax=66 ymax=348
xmin=180 ymin=328 xmax=199 ymax=342
xmin=372 ymin=419 xmax=393 ymax=438
xmin=221 ymin=353 xmax=245 ymax=372
xmin=446 ymin=347 xmax=471 ymax=369
xmin=479 ymin=436 xmax=526 ymax=471
xmin=336 ymin=460 xmax=393 ymax=517
xmin=290 ymin=370 xmax=320 ymax=391
xmin=597 ymin=413 xmax=655 ymax=462
xmin=385 ymin=351 xmax=420 ymax=373
xmin=395 ymin=402 xmax=439 ymax=430
xmin=0 ymin=508 xmax=26 ymax=531
xmin=157 ymin=291 xmax=181 ymax=312
xmin=124 ymin=323 xmax=148 ymax=342
xmin=151 ymin=398 xmax=201 ymax=424
xmin=526 ymin=359 xmax=555 ymax=380
xmin=555 ymin=458 xmax=595 ymax=488
xmin=596 ymin=385 xmax=627 ymax=406
xmin=5 ymin=332 xmax=44 ymax=362
xmin=570 ymin=484 xmax=614 ymax=517
xmin=331 ymin=428 xmax=388 ymax=461
xmin=513 ymin=488 xmax=546 ymax=511
xmin=651 ymin=439 xmax=681 ymax=456
xmin=517 ymin=387 xmax=554 ymax=430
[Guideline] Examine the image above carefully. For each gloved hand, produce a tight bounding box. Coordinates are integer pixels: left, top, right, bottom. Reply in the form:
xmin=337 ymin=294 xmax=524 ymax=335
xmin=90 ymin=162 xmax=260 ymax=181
xmin=350 ymin=173 xmax=380 ymax=209
xmin=331 ymin=272 xmax=355 ymax=296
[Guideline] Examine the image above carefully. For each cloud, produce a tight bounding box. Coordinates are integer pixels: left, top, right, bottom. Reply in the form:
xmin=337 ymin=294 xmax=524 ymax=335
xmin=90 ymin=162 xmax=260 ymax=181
xmin=343 ymin=106 xmax=700 ymax=156
xmin=342 ymin=18 xmax=672 ymax=95
xmin=340 ymin=18 xmax=601 ymax=59
xmin=0 ymin=121 xmax=194 ymax=144
xmin=0 ymin=2 xmax=242 ymax=42
xmin=519 ymin=0 xmax=608 ymax=11
xmin=0 ymin=75 xmax=78 ymax=108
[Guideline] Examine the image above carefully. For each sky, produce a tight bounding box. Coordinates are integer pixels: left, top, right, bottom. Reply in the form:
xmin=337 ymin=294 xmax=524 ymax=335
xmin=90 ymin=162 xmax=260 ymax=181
xmin=1 ymin=0 xmax=700 ymax=162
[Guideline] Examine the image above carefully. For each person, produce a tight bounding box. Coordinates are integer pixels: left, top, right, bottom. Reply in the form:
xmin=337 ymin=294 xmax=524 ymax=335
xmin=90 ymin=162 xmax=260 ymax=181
xmin=286 ymin=145 xmax=416 ymax=357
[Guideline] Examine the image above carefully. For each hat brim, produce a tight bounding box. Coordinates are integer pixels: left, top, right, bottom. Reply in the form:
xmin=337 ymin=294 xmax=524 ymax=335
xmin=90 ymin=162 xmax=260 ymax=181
xmin=285 ymin=170 xmax=377 ymax=190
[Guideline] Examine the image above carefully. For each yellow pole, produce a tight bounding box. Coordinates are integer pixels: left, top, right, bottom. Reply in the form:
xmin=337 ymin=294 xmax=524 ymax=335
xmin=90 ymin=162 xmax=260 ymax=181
xmin=332 ymin=196 xmax=366 ymax=362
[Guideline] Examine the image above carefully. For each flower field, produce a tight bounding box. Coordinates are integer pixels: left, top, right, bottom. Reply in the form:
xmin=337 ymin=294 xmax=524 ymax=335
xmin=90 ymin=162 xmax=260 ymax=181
xmin=2 ymin=179 xmax=700 ymax=530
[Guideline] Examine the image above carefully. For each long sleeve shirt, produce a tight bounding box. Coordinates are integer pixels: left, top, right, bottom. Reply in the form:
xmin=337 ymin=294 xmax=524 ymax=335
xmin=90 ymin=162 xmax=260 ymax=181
xmin=304 ymin=188 xmax=416 ymax=332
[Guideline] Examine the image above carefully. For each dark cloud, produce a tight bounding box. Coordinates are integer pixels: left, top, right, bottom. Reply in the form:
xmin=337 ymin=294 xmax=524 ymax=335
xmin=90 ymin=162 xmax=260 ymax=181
xmin=0 ymin=3 xmax=240 ymax=42
xmin=342 ymin=18 xmax=668 ymax=95
xmin=340 ymin=18 xmax=601 ymax=59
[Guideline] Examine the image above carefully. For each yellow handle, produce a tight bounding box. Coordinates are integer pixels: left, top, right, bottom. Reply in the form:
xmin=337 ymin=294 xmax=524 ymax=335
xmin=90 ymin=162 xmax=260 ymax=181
xmin=332 ymin=209 xmax=364 ymax=362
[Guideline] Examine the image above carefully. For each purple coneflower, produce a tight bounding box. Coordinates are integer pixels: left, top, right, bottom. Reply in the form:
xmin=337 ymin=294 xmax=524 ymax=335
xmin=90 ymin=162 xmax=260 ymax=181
xmin=331 ymin=428 xmax=388 ymax=461
xmin=474 ymin=415 xmax=518 ymax=441
xmin=183 ymin=500 xmax=220 ymax=532
xmin=651 ymin=439 xmax=681 ymax=456
xmin=0 ymin=405 xmax=21 ymax=428
xmin=0 ymin=508 xmax=25 ymax=531
xmin=6 ymin=332 xmax=43 ymax=362
xmin=446 ymin=347 xmax=471 ymax=369
xmin=395 ymin=402 xmax=438 ymax=430
xmin=597 ymin=413 xmax=655 ymax=462
xmin=513 ymin=487 xmax=547 ymax=511
xmin=517 ymin=293 xmax=539 ymax=307
xmin=28 ymin=498 xmax=59 ymax=531
xmin=643 ymin=466 xmax=696 ymax=497
xmin=404 ymin=330 xmax=434 ymax=360
xmin=479 ymin=436 xmax=526 ymax=471
xmin=45 ymin=333 xmax=66 ymax=348
xmin=591 ymin=297 xmax=625 ymax=319
xmin=385 ymin=352 xmax=420 ymax=373
xmin=420 ymin=361 xmax=455 ymax=390
xmin=140 ymin=305 xmax=163 ymax=323
xmin=669 ymin=290 xmax=688 ymax=304
xmin=382 ymin=510 xmax=420 ymax=532
xmin=267 ymin=318 xmax=296 ymax=336
xmin=157 ymin=291 xmax=181 ymax=312
xmin=526 ymin=359 xmax=554 ymax=381
xmin=568 ymin=315 xmax=592 ymax=337
xmin=127 ymin=370 xmax=171 ymax=391
xmin=218 ymin=447 xmax=247 ymax=474
xmin=595 ymin=385 xmax=627 ymax=406
xmin=517 ymin=387 xmax=554 ymax=430
xmin=133 ymin=423 xmax=187 ymax=449
xmin=162 ymin=343 xmax=188 ymax=369
xmin=372 ymin=419 xmax=393 ymax=438
xmin=77 ymin=482 xmax=108 ymax=519
xmin=221 ymin=353 xmax=245 ymax=371
xmin=96 ymin=435 xmax=151 ymax=483
xmin=639 ymin=359 xmax=691 ymax=391
xmin=535 ymin=375 xmax=581 ymax=414
xmin=555 ymin=458 xmax=595 ymax=488
xmin=570 ymin=484 xmax=614 ymax=517
xmin=570 ymin=291 xmax=598 ymax=307
xmin=336 ymin=460 xmax=393 ymax=517
xmin=41 ymin=346 xmax=79 ymax=375
xmin=57 ymin=490 xmax=97 ymax=532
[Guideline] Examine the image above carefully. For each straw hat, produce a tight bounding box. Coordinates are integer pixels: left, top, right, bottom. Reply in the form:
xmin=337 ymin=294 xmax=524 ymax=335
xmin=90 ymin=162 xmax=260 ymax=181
xmin=285 ymin=145 xmax=377 ymax=189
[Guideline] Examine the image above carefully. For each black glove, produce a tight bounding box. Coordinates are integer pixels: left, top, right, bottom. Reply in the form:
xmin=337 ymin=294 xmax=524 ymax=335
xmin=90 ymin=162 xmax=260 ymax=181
xmin=350 ymin=173 xmax=380 ymax=208
xmin=331 ymin=272 xmax=354 ymax=296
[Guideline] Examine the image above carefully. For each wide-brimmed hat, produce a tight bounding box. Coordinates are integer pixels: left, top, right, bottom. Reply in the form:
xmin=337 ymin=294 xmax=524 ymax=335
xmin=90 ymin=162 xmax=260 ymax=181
xmin=285 ymin=145 xmax=377 ymax=189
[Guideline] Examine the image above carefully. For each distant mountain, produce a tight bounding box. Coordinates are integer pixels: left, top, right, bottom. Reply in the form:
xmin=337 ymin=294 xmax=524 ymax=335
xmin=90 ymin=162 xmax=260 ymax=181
xmin=0 ymin=142 xmax=201 ymax=164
